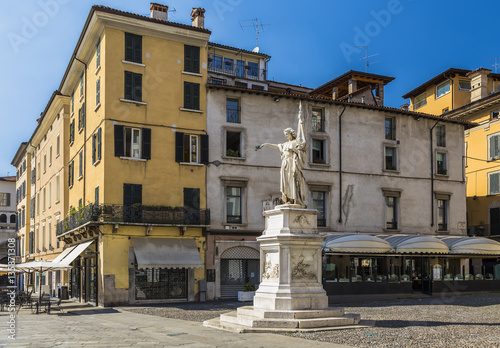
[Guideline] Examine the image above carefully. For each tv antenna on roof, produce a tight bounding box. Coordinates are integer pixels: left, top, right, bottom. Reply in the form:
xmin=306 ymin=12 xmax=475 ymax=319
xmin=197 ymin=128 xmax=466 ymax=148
xmin=486 ymin=58 xmax=500 ymax=73
xmin=354 ymin=46 xmax=379 ymax=72
xmin=240 ymin=18 xmax=270 ymax=51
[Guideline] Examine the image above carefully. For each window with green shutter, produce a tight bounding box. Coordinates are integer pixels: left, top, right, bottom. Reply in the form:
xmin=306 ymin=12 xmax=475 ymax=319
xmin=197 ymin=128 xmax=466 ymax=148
xmin=125 ymin=33 xmax=142 ymax=64
xmin=96 ymin=39 xmax=101 ymax=69
xmin=69 ymin=119 xmax=75 ymax=145
xmin=489 ymin=134 xmax=500 ymax=161
xmin=80 ymin=74 xmax=84 ymax=97
xmin=184 ymin=82 xmax=200 ymax=110
xmin=96 ymin=78 xmax=100 ymax=106
xmin=124 ymin=71 xmax=142 ymax=102
xmin=489 ymin=172 xmax=500 ymax=195
xmin=184 ymin=45 xmax=200 ymax=73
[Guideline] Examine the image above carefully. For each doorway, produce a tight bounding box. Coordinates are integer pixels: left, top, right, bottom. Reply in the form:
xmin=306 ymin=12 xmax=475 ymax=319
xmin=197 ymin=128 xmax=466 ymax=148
xmin=411 ymin=257 xmax=432 ymax=294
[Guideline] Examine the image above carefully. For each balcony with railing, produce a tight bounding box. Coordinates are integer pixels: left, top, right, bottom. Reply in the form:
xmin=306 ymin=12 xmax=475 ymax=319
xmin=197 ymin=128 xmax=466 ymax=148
xmin=56 ymin=204 xmax=210 ymax=236
xmin=208 ymin=63 xmax=266 ymax=81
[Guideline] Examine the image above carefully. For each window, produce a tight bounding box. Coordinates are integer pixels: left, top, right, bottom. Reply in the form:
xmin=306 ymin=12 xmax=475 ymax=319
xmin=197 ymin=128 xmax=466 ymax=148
xmin=80 ymin=74 xmax=84 ymax=98
xmin=437 ymin=199 xmax=448 ymax=231
xmin=385 ymin=196 xmax=398 ymax=230
xmin=436 ymin=152 xmax=447 ymax=175
xmin=184 ymin=45 xmax=200 ymax=73
xmin=184 ymin=82 xmax=200 ymax=110
xmin=226 ymin=98 xmax=240 ymax=123
xmin=92 ymin=127 xmax=102 ymax=164
xmin=312 ymin=139 xmax=325 ymax=164
xmin=226 ymin=131 xmax=241 ymax=157
xmin=71 ymin=92 xmax=74 ymax=114
xmin=56 ymin=134 xmax=60 ymax=157
xmin=48 ymin=181 xmax=51 ymax=208
xmin=69 ymin=119 xmax=75 ymax=145
xmin=312 ymin=108 xmax=324 ymax=132
xmin=211 ymin=55 xmax=222 ymax=69
xmin=43 ymin=154 xmax=46 ymax=173
xmin=488 ymin=133 xmax=500 ymax=161
xmin=96 ymin=39 xmax=101 ymax=69
xmin=0 ymin=193 xmax=10 ymax=206
xmin=124 ymin=184 xmax=142 ymax=206
xmin=55 ymin=174 xmax=60 ymax=202
xmin=436 ymin=81 xmax=450 ymax=99
xmin=236 ymin=60 xmax=245 ymax=77
xmin=251 ymin=84 xmax=264 ymax=91
xmin=49 ymin=146 xmax=52 ymax=166
xmin=235 ymin=81 xmax=247 ymax=88
xmin=385 ymin=117 xmax=395 ymax=140
xmin=96 ymin=78 xmax=100 ymax=106
xmin=489 ymin=171 xmax=500 ymax=195
xmin=175 ymin=132 xmax=208 ymax=164
xmin=211 ymin=78 xmax=225 ymax=85
xmin=43 ymin=187 xmax=46 ymax=211
xmin=124 ymin=71 xmax=142 ymax=102
xmin=491 ymin=110 xmax=499 ymax=120
xmin=436 ymin=125 xmax=446 ymax=147
xmin=68 ymin=160 xmax=74 ymax=188
xmin=79 ymin=151 xmax=83 ymax=178
xmin=78 ymin=103 xmax=86 ymax=131
xmin=247 ymin=62 xmax=258 ymax=77
xmin=224 ymin=58 xmax=234 ymax=72
xmin=459 ymin=79 xmax=471 ymax=91
xmin=312 ymin=191 xmax=326 ymax=227
xmin=226 ymin=187 xmax=242 ymax=223
xmin=48 ymin=220 xmax=52 ymax=249
xmin=114 ymin=125 xmax=151 ymax=160
xmin=125 ymin=32 xmax=142 ymax=63
xmin=414 ymin=93 xmax=427 ymax=109
xmin=95 ymin=186 xmax=99 ymax=206
xmin=385 ymin=146 xmax=397 ymax=171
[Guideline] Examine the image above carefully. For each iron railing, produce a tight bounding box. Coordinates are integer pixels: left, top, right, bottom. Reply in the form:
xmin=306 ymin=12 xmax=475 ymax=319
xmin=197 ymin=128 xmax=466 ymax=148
xmin=57 ymin=204 xmax=210 ymax=235
xmin=208 ymin=65 xmax=266 ymax=81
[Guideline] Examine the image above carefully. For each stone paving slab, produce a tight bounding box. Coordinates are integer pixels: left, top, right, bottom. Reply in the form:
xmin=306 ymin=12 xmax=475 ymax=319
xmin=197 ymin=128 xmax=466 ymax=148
xmin=0 ymin=303 xmax=353 ymax=347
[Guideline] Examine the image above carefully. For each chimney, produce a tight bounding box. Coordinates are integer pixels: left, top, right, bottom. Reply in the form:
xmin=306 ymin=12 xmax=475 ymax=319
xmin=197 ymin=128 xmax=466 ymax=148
xmin=468 ymin=68 xmax=491 ymax=102
xmin=191 ymin=8 xmax=205 ymax=28
xmin=400 ymin=103 xmax=409 ymax=111
xmin=150 ymin=3 xmax=168 ymax=21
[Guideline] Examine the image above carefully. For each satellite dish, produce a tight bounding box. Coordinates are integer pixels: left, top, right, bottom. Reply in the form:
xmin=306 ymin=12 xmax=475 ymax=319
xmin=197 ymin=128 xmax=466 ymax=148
xmin=252 ymin=46 xmax=260 ymax=53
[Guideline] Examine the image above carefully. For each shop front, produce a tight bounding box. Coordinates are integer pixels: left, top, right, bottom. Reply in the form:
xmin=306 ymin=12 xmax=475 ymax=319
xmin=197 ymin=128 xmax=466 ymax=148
xmin=130 ymin=238 xmax=203 ymax=303
xmin=323 ymin=233 xmax=500 ymax=298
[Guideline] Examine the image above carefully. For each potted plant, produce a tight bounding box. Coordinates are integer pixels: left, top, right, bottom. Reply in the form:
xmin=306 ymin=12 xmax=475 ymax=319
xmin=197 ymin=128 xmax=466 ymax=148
xmin=238 ymin=283 xmax=256 ymax=302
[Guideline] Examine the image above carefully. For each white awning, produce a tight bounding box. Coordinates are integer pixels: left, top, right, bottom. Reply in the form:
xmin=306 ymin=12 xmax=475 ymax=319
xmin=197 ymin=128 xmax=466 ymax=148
xmin=132 ymin=238 xmax=203 ymax=269
xmin=379 ymin=235 xmax=449 ymax=254
xmin=52 ymin=245 xmax=77 ymax=263
xmin=439 ymin=236 xmax=500 ymax=255
xmin=59 ymin=240 xmax=94 ymax=266
xmin=324 ymin=233 xmax=392 ymax=253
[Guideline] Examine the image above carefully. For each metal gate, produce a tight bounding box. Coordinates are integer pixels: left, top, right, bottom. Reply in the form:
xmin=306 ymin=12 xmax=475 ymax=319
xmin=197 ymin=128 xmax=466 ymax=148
xmin=220 ymin=246 xmax=260 ymax=298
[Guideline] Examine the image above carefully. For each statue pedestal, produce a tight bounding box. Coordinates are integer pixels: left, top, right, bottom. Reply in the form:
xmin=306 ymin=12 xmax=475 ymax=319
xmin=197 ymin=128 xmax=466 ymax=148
xmin=204 ymin=205 xmax=361 ymax=332
xmin=253 ymin=206 xmax=328 ymax=310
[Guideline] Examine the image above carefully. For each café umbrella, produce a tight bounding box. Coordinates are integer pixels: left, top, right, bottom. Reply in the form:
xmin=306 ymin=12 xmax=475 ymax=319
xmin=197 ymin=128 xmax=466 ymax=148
xmin=15 ymin=260 xmax=73 ymax=301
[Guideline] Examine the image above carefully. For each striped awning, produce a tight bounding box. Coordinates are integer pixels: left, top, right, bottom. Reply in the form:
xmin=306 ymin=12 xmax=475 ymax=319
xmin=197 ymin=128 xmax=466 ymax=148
xmin=324 ymin=233 xmax=392 ymax=253
xmin=438 ymin=236 xmax=500 ymax=255
xmin=378 ymin=235 xmax=449 ymax=254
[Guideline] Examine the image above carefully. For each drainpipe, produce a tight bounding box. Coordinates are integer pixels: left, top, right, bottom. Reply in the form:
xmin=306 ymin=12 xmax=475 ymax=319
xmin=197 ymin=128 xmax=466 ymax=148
xmin=337 ymin=105 xmax=347 ymax=223
xmin=430 ymin=120 xmax=439 ymax=227
xmin=74 ymin=57 xmax=87 ymax=205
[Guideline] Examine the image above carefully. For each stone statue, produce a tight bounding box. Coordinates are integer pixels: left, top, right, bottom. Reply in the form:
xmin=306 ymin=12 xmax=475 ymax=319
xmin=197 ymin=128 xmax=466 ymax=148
xmin=256 ymin=102 xmax=307 ymax=207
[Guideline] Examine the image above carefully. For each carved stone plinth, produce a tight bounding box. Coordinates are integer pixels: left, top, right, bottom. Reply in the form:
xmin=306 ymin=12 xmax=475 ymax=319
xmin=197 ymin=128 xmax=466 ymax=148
xmin=253 ymin=206 xmax=328 ymax=311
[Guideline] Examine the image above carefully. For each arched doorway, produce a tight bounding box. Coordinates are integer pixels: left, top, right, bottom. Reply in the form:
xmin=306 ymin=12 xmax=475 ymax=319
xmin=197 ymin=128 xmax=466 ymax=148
xmin=220 ymin=246 xmax=259 ymax=298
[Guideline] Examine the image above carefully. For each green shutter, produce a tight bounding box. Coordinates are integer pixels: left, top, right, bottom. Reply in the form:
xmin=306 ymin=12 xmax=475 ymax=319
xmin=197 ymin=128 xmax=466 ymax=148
xmin=133 ymin=73 xmax=142 ymax=102
xmin=124 ymin=71 xmax=133 ymax=100
xmin=175 ymin=132 xmax=184 ymax=162
xmin=141 ymin=128 xmax=151 ymax=160
xmin=97 ymin=127 xmax=102 ymax=160
xmin=96 ymin=78 xmax=100 ymax=106
xmin=114 ymin=125 xmax=125 ymax=157
xmin=92 ymin=133 xmax=96 ymax=164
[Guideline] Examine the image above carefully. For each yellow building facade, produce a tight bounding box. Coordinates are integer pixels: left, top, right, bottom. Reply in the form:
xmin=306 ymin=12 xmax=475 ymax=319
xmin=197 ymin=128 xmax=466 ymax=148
xmin=404 ymin=67 xmax=500 ymax=242
xmin=16 ymin=5 xmax=212 ymax=306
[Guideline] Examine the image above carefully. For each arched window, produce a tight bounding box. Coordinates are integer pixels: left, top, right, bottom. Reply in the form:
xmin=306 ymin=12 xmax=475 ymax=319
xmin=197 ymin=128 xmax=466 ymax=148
xmin=10 ymin=214 xmax=16 ymax=224
xmin=0 ymin=214 xmax=6 ymax=223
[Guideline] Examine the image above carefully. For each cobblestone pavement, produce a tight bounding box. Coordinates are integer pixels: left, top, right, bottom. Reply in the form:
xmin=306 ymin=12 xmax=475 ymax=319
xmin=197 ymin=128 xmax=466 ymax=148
xmin=125 ymin=293 xmax=500 ymax=348
xmin=0 ymin=302 xmax=349 ymax=348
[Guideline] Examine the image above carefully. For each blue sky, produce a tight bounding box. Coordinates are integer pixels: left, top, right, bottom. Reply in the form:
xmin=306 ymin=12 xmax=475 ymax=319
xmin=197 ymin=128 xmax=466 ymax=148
xmin=1 ymin=0 xmax=499 ymax=176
